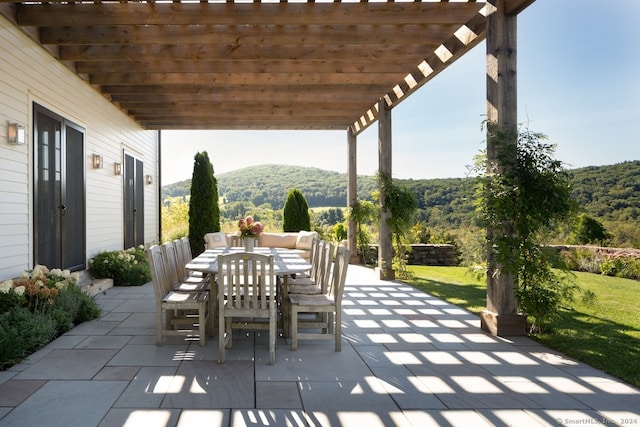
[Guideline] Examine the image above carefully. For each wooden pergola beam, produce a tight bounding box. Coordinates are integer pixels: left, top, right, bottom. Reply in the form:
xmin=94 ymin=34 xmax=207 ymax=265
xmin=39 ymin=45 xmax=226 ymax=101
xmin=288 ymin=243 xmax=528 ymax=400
xmin=41 ymin=24 xmax=460 ymax=46
xmin=18 ymin=3 xmax=485 ymax=26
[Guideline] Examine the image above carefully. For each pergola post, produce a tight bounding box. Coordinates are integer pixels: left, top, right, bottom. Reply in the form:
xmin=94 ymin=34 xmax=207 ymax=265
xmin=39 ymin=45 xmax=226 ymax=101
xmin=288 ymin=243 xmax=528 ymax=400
xmin=376 ymin=99 xmax=394 ymax=280
xmin=347 ymin=127 xmax=359 ymax=264
xmin=481 ymin=0 xmax=526 ymax=336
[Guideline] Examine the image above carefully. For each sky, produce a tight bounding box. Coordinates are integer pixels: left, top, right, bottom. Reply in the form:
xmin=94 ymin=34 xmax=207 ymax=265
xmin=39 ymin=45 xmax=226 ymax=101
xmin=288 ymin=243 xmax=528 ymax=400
xmin=161 ymin=0 xmax=640 ymax=185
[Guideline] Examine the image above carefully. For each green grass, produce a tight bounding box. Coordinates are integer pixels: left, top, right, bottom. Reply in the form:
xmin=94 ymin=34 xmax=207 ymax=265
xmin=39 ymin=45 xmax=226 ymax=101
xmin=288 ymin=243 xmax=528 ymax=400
xmin=404 ymin=266 xmax=640 ymax=389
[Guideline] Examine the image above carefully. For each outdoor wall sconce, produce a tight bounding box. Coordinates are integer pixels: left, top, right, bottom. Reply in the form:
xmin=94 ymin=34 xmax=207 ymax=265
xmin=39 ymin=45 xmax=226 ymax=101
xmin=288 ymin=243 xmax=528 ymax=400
xmin=92 ymin=153 xmax=103 ymax=169
xmin=7 ymin=123 xmax=25 ymax=145
xmin=145 ymin=174 xmax=152 ymax=185
xmin=113 ymin=162 xmax=122 ymax=175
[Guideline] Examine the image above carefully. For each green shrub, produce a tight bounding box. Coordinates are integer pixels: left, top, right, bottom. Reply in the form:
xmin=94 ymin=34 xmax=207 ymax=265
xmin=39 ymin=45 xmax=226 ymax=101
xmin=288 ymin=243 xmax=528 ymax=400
xmin=601 ymin=256 xmax=640 ymax=280
xmin=0 ymin=307 xmax=57 ymax=369
xmin=53 ymin=283 xmax=100 ymax=326
xmin=0 ymin=265 xmax=102 ymax=370
xmin=89 ymin=246 xmax=150 ymax=286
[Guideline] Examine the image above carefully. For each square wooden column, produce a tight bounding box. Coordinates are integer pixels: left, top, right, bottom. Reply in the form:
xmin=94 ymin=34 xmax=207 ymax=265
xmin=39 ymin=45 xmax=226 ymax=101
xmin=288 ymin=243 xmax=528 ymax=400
xmin=347 ymin=127 xmax=359 ymax=264
xmin=482 ymin=0 xmax=526 ymax=336
xmin=376 ymin=100 xmax=394 ymax=280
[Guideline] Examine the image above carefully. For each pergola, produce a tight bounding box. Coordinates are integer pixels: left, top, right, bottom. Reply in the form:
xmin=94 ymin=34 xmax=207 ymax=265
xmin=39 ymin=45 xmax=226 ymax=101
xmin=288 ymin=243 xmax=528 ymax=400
xmin=0 ymin=0 xmax=535 ymax=336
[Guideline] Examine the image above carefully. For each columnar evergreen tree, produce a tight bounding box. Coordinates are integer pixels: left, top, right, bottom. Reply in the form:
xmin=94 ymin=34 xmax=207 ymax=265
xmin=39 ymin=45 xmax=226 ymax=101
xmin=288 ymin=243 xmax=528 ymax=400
xmin=282 ymin=188 xmax=311 ymax=232
xmin=188 ymin=151 xmax=220 ymax=256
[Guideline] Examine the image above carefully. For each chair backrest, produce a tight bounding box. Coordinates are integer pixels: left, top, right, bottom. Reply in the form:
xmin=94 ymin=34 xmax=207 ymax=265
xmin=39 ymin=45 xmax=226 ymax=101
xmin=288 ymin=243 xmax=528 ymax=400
xmin=173 ymin=238 xmax=188 ymax=280
xmin=217 ymin=252 xmax=275 ymax=311
xmin=328 ymin=246 xmax=350 ymax=305
xmin=319 ymin=241 xmax=335 ymax=294
xmin=160 ymin=241 xmax=180 ymax=285
xmin=146 ymin=245 xmax=170 ymax=300
xmin=309 ymin=238 xmax=324 ymax=280
xmin=204 ymin=232 xmax=229 ymax=249
xmin=179 ymin=236 xmax=193 ymax=261
xmin=307 ymin=237 xmax=321 ymax=278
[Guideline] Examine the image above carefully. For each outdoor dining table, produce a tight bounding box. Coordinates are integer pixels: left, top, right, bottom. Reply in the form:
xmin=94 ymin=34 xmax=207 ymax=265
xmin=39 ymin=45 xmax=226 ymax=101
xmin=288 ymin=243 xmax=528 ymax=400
xmin=185 ymin=246 xmax=312 ymax=336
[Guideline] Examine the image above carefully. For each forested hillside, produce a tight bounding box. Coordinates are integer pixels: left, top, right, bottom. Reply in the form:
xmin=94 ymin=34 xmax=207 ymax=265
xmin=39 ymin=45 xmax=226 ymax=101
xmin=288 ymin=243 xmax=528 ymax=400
xmin=162 ymin=161 xmax=640 ymax=247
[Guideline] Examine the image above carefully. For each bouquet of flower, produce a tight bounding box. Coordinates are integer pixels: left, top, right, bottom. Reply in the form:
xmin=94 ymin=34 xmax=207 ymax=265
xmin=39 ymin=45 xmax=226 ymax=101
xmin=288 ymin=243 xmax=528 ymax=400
xmin=238 ymin=215 xmax=264 ymax=239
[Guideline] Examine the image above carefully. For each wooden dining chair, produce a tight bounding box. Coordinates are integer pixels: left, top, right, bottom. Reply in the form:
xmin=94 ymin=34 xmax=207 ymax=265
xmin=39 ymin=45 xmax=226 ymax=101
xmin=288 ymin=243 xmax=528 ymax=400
xmin=162 ymin=240 xmax=209 ymax=292
xmin=146 ymin=245 xmax=211 ymax=346
xmin=288 ymin=240 xmax=334 ymax=295
xmin=289 ymin=246 xmax=350 ymax=351
xmin=217 ymin=252 xmax=277 ymax=365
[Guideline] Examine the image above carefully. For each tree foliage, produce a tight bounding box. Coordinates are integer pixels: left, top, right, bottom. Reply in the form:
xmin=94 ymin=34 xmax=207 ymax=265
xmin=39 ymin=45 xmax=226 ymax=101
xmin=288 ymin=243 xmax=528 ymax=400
xmin=164 ymin=161 xmax=640 ymax=248
xmin=188 ymin=151 xmax=220 ymax=257
xmin=377 ymin=171 xmax=418 ymax=278
xmin=282 ymin=188 xmax=311 ymax=232
xmin=570 ymin=213 xmax=612 ymax=246
xmin=474 ymin=124 xmax=582 ymax=334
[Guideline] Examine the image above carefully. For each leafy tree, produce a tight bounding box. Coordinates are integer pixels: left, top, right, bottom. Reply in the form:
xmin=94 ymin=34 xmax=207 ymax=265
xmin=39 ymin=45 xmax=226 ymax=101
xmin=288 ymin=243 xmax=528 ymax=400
xmin=473 ymin=124 xmax=584 ymax=334
xmin=332 ymin=222 xmax=347 ymax=242
xmin=571 ymin=213 xmax=612 ymax=246
xmin=348 ymin=200 xmax=378 ymax=264
xmin=283 ymin=188 xmax=311 ymax=231
xmin=188 ymin=151 xmax=220 ymax=257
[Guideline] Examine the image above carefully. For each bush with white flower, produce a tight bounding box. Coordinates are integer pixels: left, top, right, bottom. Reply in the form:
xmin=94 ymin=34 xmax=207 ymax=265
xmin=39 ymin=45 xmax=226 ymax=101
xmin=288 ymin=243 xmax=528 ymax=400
xmin=0 ymin=265 xmax=79 ymax=313
xmin=89 ymin=245 xmax=150 ymax=286
xmin=1 ymin=264 xmax=100 ymax=369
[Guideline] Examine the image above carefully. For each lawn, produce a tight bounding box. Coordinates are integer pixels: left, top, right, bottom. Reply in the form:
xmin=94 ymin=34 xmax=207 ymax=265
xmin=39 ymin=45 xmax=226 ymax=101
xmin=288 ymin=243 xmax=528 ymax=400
xmin=404 ymin=265 xmax=640 ymax=389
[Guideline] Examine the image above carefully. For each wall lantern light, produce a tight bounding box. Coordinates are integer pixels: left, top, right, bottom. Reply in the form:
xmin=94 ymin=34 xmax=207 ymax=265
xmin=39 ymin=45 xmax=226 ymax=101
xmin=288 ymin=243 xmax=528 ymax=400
xmin=92 ymin=153 xmax=103 ymax=169
xmin=145 ymin=174 xmax=152 ymax=185
xmin=114 ymin=162 xmax=122 ymax=175
xmin=7 ymin=123 xmax=25 ymax=145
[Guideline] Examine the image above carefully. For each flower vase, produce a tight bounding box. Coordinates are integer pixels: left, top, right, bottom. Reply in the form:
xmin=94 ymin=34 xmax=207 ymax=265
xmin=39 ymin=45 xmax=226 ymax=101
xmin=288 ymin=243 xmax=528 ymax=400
xmin=243 ymin=237 xmax=255 ymax=252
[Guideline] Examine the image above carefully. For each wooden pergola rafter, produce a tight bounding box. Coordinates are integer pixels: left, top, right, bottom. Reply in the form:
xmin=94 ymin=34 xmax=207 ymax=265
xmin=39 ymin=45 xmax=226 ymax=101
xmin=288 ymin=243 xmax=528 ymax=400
xmin=2 ymin=0 xmax=493 ymax=134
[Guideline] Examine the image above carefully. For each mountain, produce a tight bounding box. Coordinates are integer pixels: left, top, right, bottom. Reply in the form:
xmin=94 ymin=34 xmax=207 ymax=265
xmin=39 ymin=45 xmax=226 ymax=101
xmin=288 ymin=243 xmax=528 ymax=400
xmin=162 ymin=161 xmax=640 ymax=245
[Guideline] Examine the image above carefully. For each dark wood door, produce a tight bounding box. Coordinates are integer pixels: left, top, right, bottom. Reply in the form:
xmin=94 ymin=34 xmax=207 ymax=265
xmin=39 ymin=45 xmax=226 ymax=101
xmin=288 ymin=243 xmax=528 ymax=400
xmin=123 ymin=153 xmax=144 ymax=249
xmin=34 ymin=104 xmax=86 ymax=271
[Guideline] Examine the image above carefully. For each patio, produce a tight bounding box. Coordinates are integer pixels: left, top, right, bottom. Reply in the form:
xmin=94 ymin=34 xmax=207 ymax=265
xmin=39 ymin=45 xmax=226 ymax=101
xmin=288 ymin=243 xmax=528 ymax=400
xmin=0 ymin=265 xmax=638 ymax=427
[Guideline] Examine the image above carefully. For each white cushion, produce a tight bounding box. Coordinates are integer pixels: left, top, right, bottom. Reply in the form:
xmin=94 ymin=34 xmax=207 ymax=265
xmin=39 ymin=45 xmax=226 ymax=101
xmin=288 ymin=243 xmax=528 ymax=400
xmin=296 ymin=230 xmax=317 ymax=250
xmin=204 ymin=232 xmax=229 ymax=248
xmin=259 ymin=232 xmax=298 ymax=249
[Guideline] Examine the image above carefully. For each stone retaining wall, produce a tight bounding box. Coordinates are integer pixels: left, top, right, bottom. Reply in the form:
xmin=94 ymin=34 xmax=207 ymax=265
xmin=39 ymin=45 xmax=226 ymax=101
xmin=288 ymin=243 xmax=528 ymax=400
xmin=367 ymin=244 xmax=458 ymax=266
xmin=550 ymin=245 xmax=640 ymax=259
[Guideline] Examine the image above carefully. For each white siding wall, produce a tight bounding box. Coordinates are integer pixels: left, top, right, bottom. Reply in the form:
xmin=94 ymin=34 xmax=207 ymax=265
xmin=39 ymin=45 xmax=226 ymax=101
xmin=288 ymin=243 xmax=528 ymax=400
xmin=0 ymin=15 xmax=160 ymax=280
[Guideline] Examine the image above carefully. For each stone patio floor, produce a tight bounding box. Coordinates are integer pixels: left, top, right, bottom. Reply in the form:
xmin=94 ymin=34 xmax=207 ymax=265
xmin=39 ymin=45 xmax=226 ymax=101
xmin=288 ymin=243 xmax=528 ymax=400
xmin=0 ymin=265 xmax=638 ymax=427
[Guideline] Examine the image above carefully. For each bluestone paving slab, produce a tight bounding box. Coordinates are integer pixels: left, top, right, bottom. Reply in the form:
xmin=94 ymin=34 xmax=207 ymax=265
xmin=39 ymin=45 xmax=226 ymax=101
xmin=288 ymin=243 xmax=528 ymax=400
xmin=0 ymin=380 xmax=46 ymax=406
xmin=98 ymin=408 xmax=181 ymax=427
xmin=0 ymin=380 xmax=127 ymax=427
xmin=161 ymin=360 xmax=254 ymax=409
xmin=118 ymin=311 xmax=156 ymax=329
xmin=40 ymin=334 xmax=87 ymax=349
xmin=230 ymin=409 xmax=308 ymax=427
xmin=176 ymin=409 xmax=229 ymax=427
xmin=107 ymin=344 xmax=187 ymax=367
xmin=63 ymin=320 xmax=120 ymax=336
xmin=115 ymin=366 xmax=179 ymax=408
xmin=370 ymin=366 xmax=448 ymax=409
xmin=76 ymin=335 xmax=133 ymax=349
xmin=94 ymin=366 xmax=141 ymax=381
xmin=255 ymin=381 xmax=303 ymax=408
xmin=256 ymin=344 xmax=372 ymax=382
xmin=402 ymin=409 xmax=495 ymax=427
xmin=14 ymin=348 xmax=118 ymax=380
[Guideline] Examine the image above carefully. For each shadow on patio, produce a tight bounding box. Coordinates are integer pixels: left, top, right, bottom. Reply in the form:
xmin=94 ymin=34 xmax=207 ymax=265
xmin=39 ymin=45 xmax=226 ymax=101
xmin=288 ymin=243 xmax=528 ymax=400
xmin=0 ymin=265 xmax=638 ymax=427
